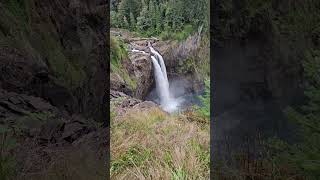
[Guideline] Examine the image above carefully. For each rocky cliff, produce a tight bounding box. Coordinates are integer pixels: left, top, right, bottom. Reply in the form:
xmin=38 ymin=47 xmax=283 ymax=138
xmin=0 ymin=0 xmax=107 ymax=121
xmin=0 ymin=1 xmax=108 ymax=179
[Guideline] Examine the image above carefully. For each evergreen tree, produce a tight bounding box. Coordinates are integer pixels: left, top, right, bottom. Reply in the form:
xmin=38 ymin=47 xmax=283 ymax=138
xmin=129 ymin=12 xmax=136 ymax=30
xmin=285 ymin=50 xmax=320 ymax=178
xmin=110 ymin=0 xmax=209 ymax=36
xmin=164 ymin=3 xmax=172 ymax=31
xmin=270 ymin=50 xmax=320 ymax=179
xmin=148 ymin=0 xmax=156 ymax=31
xmin=136 ymin=0 xmax=151 ymax=32
xmin=118 ymin=0 xmax=130 ymax=22
xmin=127 ymin=0 xmax=141 ymax=20
xmin=123 ymin=16 xmax=129 ymax=29
xmin=110 ymin=11 xmax=118 ymax=28
xmin=155 ymin=3 xmax=162 ymax=33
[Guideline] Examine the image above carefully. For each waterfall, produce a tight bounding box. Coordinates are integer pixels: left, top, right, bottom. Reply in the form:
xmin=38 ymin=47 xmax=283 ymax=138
xmin=149 ymin=46 xmax=168 ymax=82
xmin=151 ymin=56 xmax=171 ymax=106
xmin=130 ymin=43 xmax=183 ymax=113
xmin=149 ymin=45 xmax=180 ymax=113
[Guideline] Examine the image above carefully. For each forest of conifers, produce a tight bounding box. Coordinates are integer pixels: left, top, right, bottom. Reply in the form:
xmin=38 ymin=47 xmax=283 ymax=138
xmin=110 ymin=0 xmax=209 ymax=37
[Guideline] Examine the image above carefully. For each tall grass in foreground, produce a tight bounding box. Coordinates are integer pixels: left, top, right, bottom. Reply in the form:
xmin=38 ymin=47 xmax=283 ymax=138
xmin=110 ymin=106 xmax=210 ymax=179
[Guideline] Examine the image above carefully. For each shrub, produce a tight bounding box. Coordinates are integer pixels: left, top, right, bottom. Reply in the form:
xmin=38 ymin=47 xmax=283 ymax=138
xmin=196 ymin=79 xmax=210 ymax=120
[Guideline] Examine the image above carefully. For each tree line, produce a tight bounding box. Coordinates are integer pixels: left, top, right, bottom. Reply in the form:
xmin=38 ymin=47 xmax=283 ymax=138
xmin=110 ymin=0 xmax=209 ymax=35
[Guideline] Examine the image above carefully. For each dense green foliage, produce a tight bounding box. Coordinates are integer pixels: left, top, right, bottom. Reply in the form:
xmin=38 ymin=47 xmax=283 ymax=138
xmin=197 ymin=80 xmax=210 ymax=119
xmin=110 ymin=37 xmax=137 ymax=90
xmin=269 ymin=50 xmax=320 ymax=179
xmin=111 ymin=0 xmax=209 ymax=38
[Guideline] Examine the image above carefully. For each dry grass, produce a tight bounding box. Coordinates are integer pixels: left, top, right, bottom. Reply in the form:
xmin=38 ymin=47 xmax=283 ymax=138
xmin=110 ymin=107 xmax=210 ymax=180
xmin=15 ymin=129 xmax=107 ymax=180
xmin=18 ymin=146 xmax=106 ymax=180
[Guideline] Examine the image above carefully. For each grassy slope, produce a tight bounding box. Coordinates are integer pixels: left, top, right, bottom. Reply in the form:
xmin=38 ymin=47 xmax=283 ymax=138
xmin=110 ymin=104 xmax=209 ymax=179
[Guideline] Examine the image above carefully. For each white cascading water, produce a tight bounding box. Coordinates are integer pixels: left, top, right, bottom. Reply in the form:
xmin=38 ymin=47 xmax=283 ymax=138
xmin=130 ymin=44 xmax=182 ymax=113
xmin=151 ymin=56 xmax=171 ymax=105
xmin=132 ymin=49 xmax=147 ymax=54
xmin=149 ymin=45 xmax=181 ymax=113
xmin=149 ymin=46 xmax=168 ymax=82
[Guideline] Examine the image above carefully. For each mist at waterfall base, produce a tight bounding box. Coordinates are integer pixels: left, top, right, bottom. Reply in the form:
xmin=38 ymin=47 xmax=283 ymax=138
xmin=148 ymin=45 xmax=202 ymax=113
xmin=146 ymin=77 xmax=201 ymax=113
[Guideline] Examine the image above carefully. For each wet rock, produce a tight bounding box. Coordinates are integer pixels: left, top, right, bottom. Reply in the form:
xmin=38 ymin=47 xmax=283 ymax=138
xmin=110 ymin=90 xmax=129 ymax=99
xmin=133 ymin=101 xmax=157 ymax=110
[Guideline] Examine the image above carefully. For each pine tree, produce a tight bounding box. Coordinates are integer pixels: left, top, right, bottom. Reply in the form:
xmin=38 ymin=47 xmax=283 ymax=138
xmin=118 ymin=0 xmax=130 ymax=22
xmin=110 ymin=11 xmax=118 ymax=28
xmin=129 ymin=12 xmax=136 ymax=30
xmin=128 ymin=0 xmax=141 ymax=20
xmin=155 ymin=3 xmax=162 ymax=33
xmin=271 ymin=50 xmax=320 ymax=179
xmin=123 ymin=16 xmax=129 ymax=29
xmin=137 ymin=0 xmax=151 ymax=32
xmin=148 ymin=0 xmax=156 ymax=31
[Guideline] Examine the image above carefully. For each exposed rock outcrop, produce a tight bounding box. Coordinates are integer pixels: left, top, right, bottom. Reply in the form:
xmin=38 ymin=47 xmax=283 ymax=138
xmin=110 ymin=90 xmax=158 ymax=117
xmin=129 ymin=52 xmax=154 ymax=99
xmin=0 ymin=0 xmax=107 ymax=120
xmin=153 ymin=32 xmax=202 ymax=73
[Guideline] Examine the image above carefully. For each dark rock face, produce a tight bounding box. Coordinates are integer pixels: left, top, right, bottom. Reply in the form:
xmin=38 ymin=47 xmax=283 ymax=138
xmin=0 ymin=1 xmax=108 ymax=177
xmin=129 ymin=53 xmax=153 ymax=99
xmin=0 ymin=47 xmax=48 ymax=92
xmin=0 ymin=89 xmax=96 ymax=142
xmin=0 ymin=89 xmax=57 ymax=120
xmin=153 ymin=33 xmax=202 ymax=74
xmin=0 ymin=0 xmax=108 ymax=121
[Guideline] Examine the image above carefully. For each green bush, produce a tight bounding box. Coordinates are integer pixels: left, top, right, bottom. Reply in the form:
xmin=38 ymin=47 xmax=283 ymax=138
xmin=196 ymin=80 xmax=210 ymax=119
xmin=159 ymin=24 xmax=195 ymax=41
xmin=110 ymin=37 xmax=137 ymax=90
